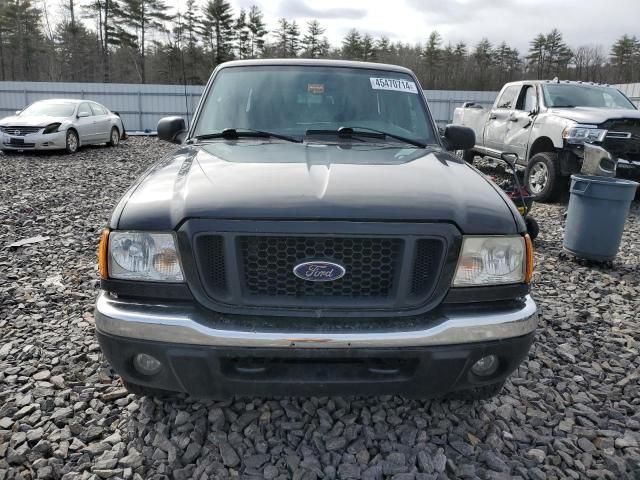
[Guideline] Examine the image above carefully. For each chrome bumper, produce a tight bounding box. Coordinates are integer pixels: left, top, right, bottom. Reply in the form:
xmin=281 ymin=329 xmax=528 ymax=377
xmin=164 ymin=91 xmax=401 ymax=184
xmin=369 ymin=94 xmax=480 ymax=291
xmin=95 ymin=292 xmax=538 ymax=349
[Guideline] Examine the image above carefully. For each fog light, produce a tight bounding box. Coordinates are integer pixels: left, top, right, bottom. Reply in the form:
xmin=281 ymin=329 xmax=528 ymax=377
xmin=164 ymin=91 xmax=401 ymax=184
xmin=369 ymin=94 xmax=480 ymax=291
xmin=133 ymin=353 xmax=162 ymax=375
xmin=471 ymin=355 xmax=499 ymax=377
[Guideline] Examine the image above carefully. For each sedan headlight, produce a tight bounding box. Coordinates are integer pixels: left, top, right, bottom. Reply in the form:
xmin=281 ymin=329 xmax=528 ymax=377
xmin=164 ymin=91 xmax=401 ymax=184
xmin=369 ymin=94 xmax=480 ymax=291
xmin=43 ymin=123 xmax=61 ymax=134
xmin=562 ymin=125 xmax=607 ymax=144
xmin=453 ymin=236 xmax=530 ymax=286
xmin=106 ymin=231 xmax=184 ymax=282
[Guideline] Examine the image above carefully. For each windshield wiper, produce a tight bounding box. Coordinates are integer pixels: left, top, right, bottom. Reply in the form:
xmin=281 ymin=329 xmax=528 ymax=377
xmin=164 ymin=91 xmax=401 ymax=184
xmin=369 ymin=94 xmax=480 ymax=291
xmin=194 ymin=128 xmax=301 ymax=143
xmin=552 ymin=104 xmax=576 ymax=108
xmin=305 ymin=126 xmax=426 ymax=148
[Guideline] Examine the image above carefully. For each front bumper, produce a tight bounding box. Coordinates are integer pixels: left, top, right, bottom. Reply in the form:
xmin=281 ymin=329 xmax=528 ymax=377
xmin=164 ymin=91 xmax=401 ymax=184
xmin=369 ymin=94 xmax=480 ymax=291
xmin=1 ymin=131 xmax=66 ymax=150
xmin=95 ymin=292 xmax=537 ymax=397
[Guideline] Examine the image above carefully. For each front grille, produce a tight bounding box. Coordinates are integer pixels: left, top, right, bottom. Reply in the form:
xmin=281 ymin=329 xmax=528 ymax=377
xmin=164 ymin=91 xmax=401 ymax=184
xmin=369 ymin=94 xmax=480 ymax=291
xmin=239 ymin=236 xmax=402 ymax=298
xmin=0 ymin=126 xmax=42 ymax=136
xmin=193 ymin=228 xmax=448 ymax=314
xmin=602 ymin=119 xmax=640 ymax=161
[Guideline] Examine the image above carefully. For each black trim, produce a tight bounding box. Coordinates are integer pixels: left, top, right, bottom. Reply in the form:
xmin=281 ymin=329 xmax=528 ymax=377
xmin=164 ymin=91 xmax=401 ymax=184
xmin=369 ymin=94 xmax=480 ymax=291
xmin=443 ymin=283 xmax=529 ymax=304
xmin=101 ymin=279 xmax=194 ymax=301
xmin=97 ymin=330 xmax=535 ymax=398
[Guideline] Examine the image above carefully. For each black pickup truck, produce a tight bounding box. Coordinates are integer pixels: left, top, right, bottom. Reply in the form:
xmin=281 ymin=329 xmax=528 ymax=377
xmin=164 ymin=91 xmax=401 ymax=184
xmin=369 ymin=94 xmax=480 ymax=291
xmin=95 ymin=59 xmax=537 ymax=400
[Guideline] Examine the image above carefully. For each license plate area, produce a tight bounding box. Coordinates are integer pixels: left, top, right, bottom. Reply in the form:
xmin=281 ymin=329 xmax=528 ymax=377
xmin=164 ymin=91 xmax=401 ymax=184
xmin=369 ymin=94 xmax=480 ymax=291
xmin=9 ymin=137 xmax=24 ymax=145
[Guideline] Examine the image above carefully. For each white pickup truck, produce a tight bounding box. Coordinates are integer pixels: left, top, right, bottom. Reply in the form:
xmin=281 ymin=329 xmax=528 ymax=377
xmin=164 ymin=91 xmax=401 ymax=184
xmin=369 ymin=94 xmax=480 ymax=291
xmin=453 ymin=80 xmax=640 ymax=202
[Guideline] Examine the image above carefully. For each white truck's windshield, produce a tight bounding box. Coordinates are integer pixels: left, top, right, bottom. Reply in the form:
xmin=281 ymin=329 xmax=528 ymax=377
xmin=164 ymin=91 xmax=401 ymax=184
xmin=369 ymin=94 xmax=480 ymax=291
xmin=542 ymin=84 xmax=635 ymax=109
xmin=193 ymin=66 xmax=437 ymax=145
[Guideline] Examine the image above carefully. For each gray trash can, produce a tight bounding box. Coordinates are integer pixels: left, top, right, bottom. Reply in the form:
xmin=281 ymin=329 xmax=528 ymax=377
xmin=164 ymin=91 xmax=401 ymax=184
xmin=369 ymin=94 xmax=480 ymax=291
xmin=564 ymin=174 xmax=638 ymax=261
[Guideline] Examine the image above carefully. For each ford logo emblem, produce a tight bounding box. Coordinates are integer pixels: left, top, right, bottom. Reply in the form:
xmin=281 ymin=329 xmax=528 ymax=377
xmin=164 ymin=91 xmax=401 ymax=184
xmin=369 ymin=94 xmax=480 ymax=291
xmin=293 ymin=261 xmax=346 ymax=282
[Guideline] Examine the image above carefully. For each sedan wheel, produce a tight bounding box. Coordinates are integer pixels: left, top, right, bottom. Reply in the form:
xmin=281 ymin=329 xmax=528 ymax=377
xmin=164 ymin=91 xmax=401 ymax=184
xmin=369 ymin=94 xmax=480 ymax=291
xmin=65 ymin=130 xmax=79 ymax=154
xmin=108 ymin=127 xmax=120 ymax=147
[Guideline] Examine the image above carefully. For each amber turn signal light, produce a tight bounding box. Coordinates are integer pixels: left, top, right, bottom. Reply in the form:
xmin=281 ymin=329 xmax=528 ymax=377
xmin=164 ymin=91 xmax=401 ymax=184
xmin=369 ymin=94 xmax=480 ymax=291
xmin=98 ymin=229 xmax=110 ymax=279
xmin=524 ymin=234 xmax=534 ymax=283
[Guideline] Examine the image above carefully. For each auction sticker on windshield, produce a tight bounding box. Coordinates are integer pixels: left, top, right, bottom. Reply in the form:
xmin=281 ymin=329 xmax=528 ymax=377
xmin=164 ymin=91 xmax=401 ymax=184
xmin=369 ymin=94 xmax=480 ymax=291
xmin=370 ymin=77 xmax=418 ymax=94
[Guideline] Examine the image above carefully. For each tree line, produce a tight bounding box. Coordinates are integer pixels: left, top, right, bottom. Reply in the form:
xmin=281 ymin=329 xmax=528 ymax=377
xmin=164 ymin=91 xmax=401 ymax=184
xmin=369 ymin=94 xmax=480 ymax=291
xmin=0 ymin=0 xmax=639 ymax=89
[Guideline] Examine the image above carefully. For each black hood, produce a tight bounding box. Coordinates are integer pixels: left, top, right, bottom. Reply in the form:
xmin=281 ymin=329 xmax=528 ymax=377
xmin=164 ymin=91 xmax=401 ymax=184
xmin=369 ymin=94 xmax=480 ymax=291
xmin=112 ymin=141 xmax=520 ymax=234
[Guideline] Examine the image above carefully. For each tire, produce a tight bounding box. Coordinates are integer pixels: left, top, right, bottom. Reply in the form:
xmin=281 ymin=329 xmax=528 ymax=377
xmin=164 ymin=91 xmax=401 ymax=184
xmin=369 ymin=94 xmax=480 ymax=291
xmin=525 ymin=216 xmax=539 ymax=241
xmin=107 ymin=127 xmax=120 ymax=147
xmin=455 ymin=149 xmax=476 ymax=164
xmin=524 ymin=152 xmax=565 ymax=203
xmin=122 ymin=380 xmax=171 ymax=398
xmin=65 ymin=129 xmax=79 ymax=154
xmin=446 ymin=381 xmax=505 ymax=401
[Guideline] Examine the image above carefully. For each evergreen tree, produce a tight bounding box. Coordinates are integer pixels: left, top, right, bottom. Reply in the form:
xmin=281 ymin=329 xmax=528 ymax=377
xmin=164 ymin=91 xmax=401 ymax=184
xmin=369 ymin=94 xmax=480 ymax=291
xmin=422 ymin=31 xmax=442 ymax=88
xmin=362 ymin=33 xmax=376 ymax=61
xmin=286 ymin=20 xmax=300 ymax=57
xmin=302 ymin=20 xmax=325 ymax=58
xmin=201 ymin=0 xmax=234 ymax=66
xmin=234 ymin=9 xmax=250 ymax=59
xmin=611 ymin=34 xmax=640 ymax=83
xmin=274 ymin=18 xmax=289 ymax=57
xmin=473 ymin=38 xmax=493 ymax=89
xmin=247 ymin=6 xmax=266 ymax=58
xmin=119 ymin=0 xmax=172 ymax=83
xmin=341 ymin=29 xmax=363 ymax=59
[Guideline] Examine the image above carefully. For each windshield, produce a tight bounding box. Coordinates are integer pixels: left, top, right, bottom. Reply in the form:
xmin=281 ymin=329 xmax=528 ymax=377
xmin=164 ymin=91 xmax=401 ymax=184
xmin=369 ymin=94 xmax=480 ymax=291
xmin=542 ymin=84 xmax=635 ymax=109
xmin=193 ymin=66 xmax=437 ymax=145
xmin=20 ymin=102 xmax=76 ymax=117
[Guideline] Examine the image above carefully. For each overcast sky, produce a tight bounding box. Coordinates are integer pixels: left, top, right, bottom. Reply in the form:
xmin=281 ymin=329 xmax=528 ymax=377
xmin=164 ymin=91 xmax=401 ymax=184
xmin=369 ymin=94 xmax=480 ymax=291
xmin=160 ymin=0 xmax=639 ymax=53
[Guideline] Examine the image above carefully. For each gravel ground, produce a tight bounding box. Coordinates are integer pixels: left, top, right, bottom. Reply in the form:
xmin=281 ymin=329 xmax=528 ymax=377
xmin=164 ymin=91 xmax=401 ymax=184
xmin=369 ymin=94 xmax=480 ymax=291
xmin=1 ymin=138 xmax=639 ymax=480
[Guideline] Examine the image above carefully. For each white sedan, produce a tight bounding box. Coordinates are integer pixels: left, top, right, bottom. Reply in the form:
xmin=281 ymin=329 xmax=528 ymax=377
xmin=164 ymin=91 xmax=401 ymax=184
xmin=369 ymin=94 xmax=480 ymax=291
xmin=0 ymin=99 xmax=125 ymax=154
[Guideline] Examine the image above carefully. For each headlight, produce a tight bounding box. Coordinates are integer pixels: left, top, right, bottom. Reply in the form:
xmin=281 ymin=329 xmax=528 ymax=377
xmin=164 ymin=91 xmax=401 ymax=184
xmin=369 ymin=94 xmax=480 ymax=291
xmin=107 ymin=231 xmax=184 ymax=282
xmin=43 ymin=123 xmax=61 ymax=134
xmin=562 ymin=125 xmax=607 ymax=144
xmin=453 ymin=236 xmax=527 ymax=286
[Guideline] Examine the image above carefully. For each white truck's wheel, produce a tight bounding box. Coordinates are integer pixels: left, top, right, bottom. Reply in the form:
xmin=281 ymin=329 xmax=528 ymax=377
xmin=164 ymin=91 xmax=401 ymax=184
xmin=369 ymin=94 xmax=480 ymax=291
xmin=525 ymin=152 xmax=565 ymax=203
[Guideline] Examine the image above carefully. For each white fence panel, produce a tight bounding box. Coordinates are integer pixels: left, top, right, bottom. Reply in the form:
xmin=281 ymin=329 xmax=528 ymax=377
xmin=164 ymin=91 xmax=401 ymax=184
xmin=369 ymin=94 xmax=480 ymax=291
xmin=615 ymin=83 xmax=640 ymax=107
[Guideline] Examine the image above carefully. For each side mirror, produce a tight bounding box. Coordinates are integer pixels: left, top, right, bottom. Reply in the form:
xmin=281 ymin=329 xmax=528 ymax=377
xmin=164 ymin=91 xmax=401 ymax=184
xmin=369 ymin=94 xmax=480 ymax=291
xmin=500 ymin=152 xmax=518 ymax=166
xmin=158 ymin=116 xmax=187 ymax=144
xmin=442 ymin=124 xmax=475 ymax=151
xmin=77 ymin=111 xmax=90 ymax=118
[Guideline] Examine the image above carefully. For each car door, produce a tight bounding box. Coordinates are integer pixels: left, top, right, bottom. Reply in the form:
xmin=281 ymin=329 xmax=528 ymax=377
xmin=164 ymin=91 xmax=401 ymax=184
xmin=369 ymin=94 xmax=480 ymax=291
xmin=90 ymin=103 xmax=111 ymax=142
xmin=504 ymin=85 xmax=537 ymax=163
xmin=75 ymin=102 xmax=96 ymax=144
xmin=483 ymin=85 xmax=520 ymax=153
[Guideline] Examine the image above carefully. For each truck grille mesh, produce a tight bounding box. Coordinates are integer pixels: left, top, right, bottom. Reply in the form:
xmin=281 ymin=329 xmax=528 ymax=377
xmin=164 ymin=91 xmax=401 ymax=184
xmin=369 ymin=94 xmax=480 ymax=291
xmin=238 ymin=236 xmax=402 ymax=298
xmin=197 ymin=236 xmax=227 ymax=295
xmin=410 ymin=239 xmax=444 ymax=296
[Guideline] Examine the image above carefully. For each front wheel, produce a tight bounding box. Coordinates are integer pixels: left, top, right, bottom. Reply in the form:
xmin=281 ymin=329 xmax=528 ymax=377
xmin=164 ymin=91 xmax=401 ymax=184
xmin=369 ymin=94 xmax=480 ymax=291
xmin=65 ymin=130 xmax=79 ymax=154
xmin=524 ymin=152 xmax=565 ymax=203
xmin=107 ymin=127 xmax=120 ymax=147
xmin=525 ymin=216 xmax=539 ymax=240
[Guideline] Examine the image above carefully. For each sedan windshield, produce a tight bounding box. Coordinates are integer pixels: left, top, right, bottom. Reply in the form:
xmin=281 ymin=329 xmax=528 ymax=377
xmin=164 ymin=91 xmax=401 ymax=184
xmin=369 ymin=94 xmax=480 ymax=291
xmin=193 ymin=66 xmax=437 ymax=146
xmin=542 ymin=84 xmax=635 ymax=109
xmin=20 ymin=102 xmax=76 ymax=117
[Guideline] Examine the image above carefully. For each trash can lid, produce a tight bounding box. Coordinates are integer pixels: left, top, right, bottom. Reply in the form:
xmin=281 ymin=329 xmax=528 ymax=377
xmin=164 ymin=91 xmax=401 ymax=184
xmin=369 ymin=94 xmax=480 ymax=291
xmin=570 ymin=174 xmax=639 ymax=188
